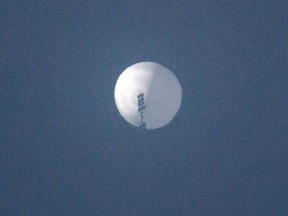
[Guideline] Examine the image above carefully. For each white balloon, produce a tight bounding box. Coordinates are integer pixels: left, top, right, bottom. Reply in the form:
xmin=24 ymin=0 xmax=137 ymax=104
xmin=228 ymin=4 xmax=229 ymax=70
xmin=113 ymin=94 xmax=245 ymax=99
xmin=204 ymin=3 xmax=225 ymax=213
xmin=114 ymin=62 xmax=182 ymax=129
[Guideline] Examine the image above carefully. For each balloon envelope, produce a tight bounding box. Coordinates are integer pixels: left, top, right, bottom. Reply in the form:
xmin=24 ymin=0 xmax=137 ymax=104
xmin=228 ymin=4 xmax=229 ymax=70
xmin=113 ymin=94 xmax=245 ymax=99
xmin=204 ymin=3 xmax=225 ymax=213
xmin=114 ymin=62 xmax=182 ymax=129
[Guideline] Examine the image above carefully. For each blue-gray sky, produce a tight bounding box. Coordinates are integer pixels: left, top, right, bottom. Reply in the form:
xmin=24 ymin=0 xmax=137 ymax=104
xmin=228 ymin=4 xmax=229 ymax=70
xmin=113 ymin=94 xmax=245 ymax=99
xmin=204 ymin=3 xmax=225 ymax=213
xmin=1 ymin=1 xmax=287 ymax=215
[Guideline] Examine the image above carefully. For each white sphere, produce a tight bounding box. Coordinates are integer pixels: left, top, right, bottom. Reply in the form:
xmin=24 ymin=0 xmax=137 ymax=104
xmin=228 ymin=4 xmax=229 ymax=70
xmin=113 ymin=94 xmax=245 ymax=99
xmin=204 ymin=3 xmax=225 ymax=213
xmin=114 ymin=62 xmax=182 ymax=129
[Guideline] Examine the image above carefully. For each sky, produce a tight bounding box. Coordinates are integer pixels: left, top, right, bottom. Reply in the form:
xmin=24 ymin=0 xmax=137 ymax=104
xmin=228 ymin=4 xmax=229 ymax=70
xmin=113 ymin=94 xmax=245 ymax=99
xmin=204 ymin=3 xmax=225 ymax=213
xmin=1 ymin=0 xmax=288 ymax=215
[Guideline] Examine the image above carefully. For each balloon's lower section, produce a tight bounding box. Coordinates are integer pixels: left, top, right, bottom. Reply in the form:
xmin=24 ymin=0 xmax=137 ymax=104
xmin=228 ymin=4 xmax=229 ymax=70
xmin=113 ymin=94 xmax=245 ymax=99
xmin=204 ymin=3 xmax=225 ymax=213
xmin=114 ymin=62 xmax=182 ymax=129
